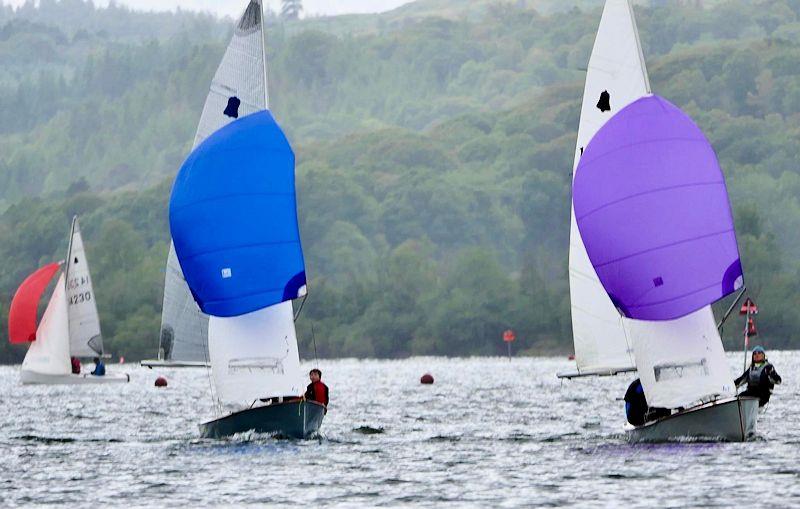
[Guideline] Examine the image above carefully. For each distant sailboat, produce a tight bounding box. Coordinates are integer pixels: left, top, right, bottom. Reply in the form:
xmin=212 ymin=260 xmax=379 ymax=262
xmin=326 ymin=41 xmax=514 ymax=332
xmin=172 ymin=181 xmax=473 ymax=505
xmin=559 ymin=0 xmax=757 ymax=442
xmin=168 ymin=0 xmax=323 ymax=439
xmin=9 ymin=216 xmax=129 ymax=385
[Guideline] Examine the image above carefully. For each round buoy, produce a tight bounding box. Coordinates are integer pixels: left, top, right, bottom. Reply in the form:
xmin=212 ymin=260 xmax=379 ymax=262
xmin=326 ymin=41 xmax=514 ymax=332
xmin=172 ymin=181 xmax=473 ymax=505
xmin=154 ymin=376 xmax=168 ymax=388
xmin=420 ymin=373 xmax=434 ymax=384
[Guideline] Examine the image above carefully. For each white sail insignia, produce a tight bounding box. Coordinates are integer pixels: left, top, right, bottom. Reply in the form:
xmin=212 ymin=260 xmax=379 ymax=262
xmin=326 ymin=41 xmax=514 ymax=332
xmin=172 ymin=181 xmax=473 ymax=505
xmin=65 ymin=217 xmax=103 ymax=357
xmin=159 ymin=0 xmax=268 ymax=363
xmin=568 ymin=0 xmax=650 ymax=373
xmin=208 ymin=302 xmax=303 ymax=412
xmin=22 ymin=274 xmax=72 ymax=376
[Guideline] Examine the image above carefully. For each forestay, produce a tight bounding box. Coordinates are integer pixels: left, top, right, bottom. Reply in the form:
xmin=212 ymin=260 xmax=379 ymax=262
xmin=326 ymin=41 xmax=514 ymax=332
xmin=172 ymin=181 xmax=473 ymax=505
xmin=65 ymin=217 xmax=104 ymax=356
xmin=160 ymin=0 xmax=268 ymax=361
xmin=208 ymin=302 xmax=303 ymax=411
xmin=625 ymin=308 xmax=734 ymax=408
xmin=22 ymin=274 xmax=71 ymax=376
xmin=568 ymin=0 xmax=649 ymax=373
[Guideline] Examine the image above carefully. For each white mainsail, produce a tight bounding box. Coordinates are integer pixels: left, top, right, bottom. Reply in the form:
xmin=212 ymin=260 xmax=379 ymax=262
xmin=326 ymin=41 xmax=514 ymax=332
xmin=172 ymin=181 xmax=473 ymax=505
xmin=208 ymin=302 xmax=303 ymax=412
xmin=22 ymin=274 xmax=71 ymax=376
xmin=65 ymin=216 xmax=103 ymax=357
xmin=159 ymin=0 xmax=268 ymax=363
xmin=568 ymin=0 xmax=649 ymax=373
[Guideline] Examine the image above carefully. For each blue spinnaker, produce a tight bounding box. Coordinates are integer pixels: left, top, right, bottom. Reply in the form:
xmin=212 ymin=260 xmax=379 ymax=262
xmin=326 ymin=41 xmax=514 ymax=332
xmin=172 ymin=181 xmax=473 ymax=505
xmin=170 ymin=110 xmax=306 ymax=318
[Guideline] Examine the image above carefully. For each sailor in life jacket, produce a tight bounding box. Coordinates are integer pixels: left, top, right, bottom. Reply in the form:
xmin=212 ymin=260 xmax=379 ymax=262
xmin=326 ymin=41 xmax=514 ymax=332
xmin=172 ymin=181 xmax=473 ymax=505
xmin=735 ymin=346 xmax=782 ymax=406
xmin=304 ymin=368 xmax=329 ymax=412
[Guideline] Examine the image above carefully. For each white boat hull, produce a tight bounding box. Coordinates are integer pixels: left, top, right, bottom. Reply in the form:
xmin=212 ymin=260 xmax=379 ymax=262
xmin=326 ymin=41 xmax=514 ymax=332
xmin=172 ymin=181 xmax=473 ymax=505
xmin=625 ymin=396 xmax=759 ymax=443
xmin=21 ymin=370 xmax=130 ymax=385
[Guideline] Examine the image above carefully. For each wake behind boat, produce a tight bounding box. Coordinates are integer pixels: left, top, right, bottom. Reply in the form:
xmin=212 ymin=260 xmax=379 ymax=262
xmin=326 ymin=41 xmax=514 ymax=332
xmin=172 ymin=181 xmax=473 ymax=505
xmin=9 ymin=216 xmax=129 ymax=385
xmin=559 ymin=0 xmax=754 ymax=442
xmin=166 ymin=0 xmax=323 ymax=439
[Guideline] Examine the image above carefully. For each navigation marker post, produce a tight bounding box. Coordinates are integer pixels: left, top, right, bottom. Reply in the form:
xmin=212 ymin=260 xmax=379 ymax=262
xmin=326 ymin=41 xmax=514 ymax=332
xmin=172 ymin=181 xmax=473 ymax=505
xmin=739 ymin=297 xmax=758 ymax=371
xmin=503 ymin=329 xmax=516 ymax=361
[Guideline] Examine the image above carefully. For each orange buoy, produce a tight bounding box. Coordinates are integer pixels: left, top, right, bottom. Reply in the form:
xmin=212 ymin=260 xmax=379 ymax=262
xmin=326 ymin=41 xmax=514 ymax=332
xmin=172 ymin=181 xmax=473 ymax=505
xmin=420 ymin=373 xmax=434 ymax=384
xmin=155 ymin=376 xmax=168 ymax=387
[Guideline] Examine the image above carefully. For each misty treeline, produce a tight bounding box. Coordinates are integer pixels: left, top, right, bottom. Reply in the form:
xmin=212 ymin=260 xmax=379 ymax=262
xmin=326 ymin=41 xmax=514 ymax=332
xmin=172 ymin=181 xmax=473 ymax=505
xmin=0 ymin=0 xmax=799 ymax=362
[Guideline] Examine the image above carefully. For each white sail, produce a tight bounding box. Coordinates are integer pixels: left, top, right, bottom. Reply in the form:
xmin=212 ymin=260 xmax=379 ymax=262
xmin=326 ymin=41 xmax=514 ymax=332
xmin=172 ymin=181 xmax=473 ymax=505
xmin=626 ymin=308 xmax=735 ymax=409
xmin=65 ymin=217 xmax=103 ymax=357
xmin=159 ymin=0 xmax=268 ymax=362
xmin=22 ymin=274 xmax=71 ymax=376
xmin=568 ymin=0 xmax=650 ymax=373
xmin=208 ymin=302 xmax=303 ymax=411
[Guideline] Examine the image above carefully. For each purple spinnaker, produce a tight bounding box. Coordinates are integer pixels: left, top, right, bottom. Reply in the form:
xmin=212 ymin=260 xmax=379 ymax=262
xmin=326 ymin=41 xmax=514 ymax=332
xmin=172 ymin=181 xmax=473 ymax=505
xmin=573 ymin=94 xmax=743 ymax=321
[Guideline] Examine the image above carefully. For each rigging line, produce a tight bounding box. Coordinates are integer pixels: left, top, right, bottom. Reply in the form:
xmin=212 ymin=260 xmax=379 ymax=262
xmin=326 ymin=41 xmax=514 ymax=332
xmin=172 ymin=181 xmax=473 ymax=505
xmin=717 ymin=286 xmax=746 ymax=333
xmin=311 ymin=322 xmax=319 ymax=367
xmin=294 ymin=293 xmax=308 ymax=321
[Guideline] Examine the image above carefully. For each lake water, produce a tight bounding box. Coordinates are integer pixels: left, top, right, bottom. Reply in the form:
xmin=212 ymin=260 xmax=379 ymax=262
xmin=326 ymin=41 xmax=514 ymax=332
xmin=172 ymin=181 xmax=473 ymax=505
xmin=1 ymin=353 xmax=797 ymax=507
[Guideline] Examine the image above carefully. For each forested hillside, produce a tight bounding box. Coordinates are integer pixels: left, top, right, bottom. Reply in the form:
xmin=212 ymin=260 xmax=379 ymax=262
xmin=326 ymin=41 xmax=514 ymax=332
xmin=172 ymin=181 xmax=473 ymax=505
xmin=0 ymin=0 xmax=799 ymax=362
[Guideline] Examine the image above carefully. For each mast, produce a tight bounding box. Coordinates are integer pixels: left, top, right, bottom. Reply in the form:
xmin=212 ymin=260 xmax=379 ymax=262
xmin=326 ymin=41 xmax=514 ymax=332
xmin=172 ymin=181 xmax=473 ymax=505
xmin=64 ymin=215 xmax=77 ymax=291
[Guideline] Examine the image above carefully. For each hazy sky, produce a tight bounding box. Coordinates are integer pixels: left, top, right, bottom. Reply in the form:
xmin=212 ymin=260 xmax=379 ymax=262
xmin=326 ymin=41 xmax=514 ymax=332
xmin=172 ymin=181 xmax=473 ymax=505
xmin=2 ymin=0 xmax=415 ymax=17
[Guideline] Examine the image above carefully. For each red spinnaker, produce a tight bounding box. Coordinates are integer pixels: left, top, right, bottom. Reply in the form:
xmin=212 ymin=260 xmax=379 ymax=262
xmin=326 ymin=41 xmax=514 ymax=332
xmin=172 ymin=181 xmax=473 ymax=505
xmin=8 ymin=263 xmax=61 ymax=344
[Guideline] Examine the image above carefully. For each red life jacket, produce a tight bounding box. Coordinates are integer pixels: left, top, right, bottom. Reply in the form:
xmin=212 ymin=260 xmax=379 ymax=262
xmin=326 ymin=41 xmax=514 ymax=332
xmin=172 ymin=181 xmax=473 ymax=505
xmin=311 ymin=381 xmax=329 ymax=406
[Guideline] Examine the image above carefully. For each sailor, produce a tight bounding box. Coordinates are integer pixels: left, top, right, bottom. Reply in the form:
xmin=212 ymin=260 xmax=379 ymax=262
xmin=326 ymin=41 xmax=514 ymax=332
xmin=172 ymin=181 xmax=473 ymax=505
xmin=304 ymin=368 xmax=329 ymax=410
xmin=91 ymin=357 xmax=106 ymax=377
xmin=735 ymin=346 xmax=781 ymax=406
xmin=70 ymin=356 xmax=81 ymax=375
xmin=624 ymin=378 xmax=669 ymax=425
xmin=624 ymin=378 xmax=648 ymax=426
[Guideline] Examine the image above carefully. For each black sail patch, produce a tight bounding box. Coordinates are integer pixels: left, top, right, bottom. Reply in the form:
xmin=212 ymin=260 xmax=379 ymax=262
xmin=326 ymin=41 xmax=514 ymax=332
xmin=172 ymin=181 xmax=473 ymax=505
xmin=597 ymin=90 xmax=611 ymax=112
xmin=224 ymin=96 xmax=241 ymax=118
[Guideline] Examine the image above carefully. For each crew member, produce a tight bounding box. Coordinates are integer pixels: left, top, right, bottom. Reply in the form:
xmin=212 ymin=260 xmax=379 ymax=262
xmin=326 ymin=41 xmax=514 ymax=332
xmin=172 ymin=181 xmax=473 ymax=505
xmin=624 ymin=378 xmax=670 ymax=425
xmin=624 ymin=378 xmax=648 ymax=426
xmin=305 ymin=368 xmax=329 ymax=410
xmin=91 ymin=357 xmax=106 ymax=376
xmin=70 ymin=357 xmax=81 ymax=375
xmin=735 ymin=346 xmax=781 ymax=406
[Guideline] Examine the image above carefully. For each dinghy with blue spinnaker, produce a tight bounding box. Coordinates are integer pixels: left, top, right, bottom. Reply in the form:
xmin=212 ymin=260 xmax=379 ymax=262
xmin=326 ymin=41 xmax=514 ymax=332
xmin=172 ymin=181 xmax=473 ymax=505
xmin=9 ymin=216 xmax=129 ymax=385
xmin=167 ymin=0 xmax=323 ymax=439
xmin=558 ymin=0 xmax=758 ymax=442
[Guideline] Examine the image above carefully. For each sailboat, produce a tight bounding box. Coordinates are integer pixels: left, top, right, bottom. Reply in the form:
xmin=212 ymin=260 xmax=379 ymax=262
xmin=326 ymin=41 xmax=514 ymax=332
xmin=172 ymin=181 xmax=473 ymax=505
xmin=559 ymin=0 xmax=758 ymax=442
xmin=167 ymin=0 xmax=323 ymax=439
xmin=9 ymin=216 xmax=130 ymax=385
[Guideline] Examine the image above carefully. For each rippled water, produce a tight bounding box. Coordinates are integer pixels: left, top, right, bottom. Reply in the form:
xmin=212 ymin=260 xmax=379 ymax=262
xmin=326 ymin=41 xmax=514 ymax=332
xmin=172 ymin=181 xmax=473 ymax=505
xmin=1 ymin=353 xmax=797 ymax=507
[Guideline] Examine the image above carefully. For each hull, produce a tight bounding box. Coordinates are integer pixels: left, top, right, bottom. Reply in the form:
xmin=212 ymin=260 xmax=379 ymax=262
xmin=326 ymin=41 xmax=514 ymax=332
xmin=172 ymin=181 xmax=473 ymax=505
xmin=21 ymin=370 xmax=130 ymax=385
xmin=200 ymin=400 xmax=325 ymax=439
xmin=626 ymin=396 xmax=759 ymax=443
